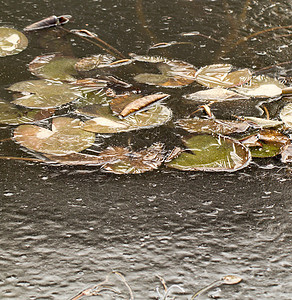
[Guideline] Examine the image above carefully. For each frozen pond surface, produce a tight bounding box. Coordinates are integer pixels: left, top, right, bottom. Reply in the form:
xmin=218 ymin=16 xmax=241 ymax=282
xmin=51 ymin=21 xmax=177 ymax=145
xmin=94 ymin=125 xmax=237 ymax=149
xmin=0 ymin=0 xmax=292 ymax=299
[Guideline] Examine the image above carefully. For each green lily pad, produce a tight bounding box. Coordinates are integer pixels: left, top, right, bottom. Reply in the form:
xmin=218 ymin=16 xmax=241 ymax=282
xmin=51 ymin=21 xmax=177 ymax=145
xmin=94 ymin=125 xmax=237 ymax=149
xmin=184 ymin=87 xmax=249 ymax=102
xmin=74 ymin=90 xmax=110 ymax=108
xmin=0 ymin=27 xmax=28 ymax=57
xmin=81 ymin=104 xmax=172 ymax=133
xmin=134 ymin=59 xmax=196 ymax=88
xmin=29 ymin=54 xmax=79 ymax=81
xmin=14 ymin=117 xmax=95 ymax=155
xmin=234 ymin=75 xmax=285 ymax=98
xmin=280 ymin=103 xmax=292 ymax=128
xmin=8 ymin=80 xmax=82 ymax=109
xmin=167 ymin=134 xmax=251 ymax=172
xmin=195 ymin=64 xmax=252 ymax=88
xmin=0 ymin=100 xmax=53 ymax=125
xmin=250 ymin=142 xmax=283 ymax=158
xmin=177 ymin=118 xmax=250 ymax=135
xmin=100 ymin=143 xmax=165 ymax=174
xmin=248 ymin=129 xmax=290 ymax=158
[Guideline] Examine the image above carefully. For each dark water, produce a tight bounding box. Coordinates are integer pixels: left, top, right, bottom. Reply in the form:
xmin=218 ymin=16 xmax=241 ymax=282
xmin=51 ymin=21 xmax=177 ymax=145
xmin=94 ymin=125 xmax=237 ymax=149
xmin=1 ymin=0 xmax=292 ymax=299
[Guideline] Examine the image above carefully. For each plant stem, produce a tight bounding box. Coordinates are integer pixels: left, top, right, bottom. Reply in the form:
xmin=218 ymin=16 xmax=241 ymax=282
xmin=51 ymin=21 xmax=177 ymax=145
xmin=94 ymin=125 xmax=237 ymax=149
xmin=60 ymin=27 xmax=125 ymax=59
xmin=190 ymin=280 xmax=220 ymax=299
xmin=0 ymin=156 xmax=45 ymax=162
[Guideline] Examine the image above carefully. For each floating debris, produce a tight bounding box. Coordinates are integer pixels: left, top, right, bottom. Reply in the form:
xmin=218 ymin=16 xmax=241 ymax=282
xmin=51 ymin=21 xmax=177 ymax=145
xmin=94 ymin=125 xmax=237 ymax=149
xmin=24 ymin=15 xmax=72 ymax=31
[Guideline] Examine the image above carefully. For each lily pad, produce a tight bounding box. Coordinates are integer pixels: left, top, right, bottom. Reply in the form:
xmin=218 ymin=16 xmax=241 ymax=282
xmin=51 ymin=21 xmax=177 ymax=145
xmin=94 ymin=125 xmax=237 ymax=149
xmin=29 ymin=54 xmax=79 ymax=81
xmin=129 ymin=53 xmax=168 ymax=63
xmin=184 ymin=87 xmax=249 ymax=102
xmin=243 ymin=116 xmax=283 ymax=128
xmin=8 ymin=80 xmax=82 ymax=109
xmin=0 ymin=100 xmax=54 ymax=125
xmin=81 ymin=104 xmax=172 ymax=133
xmin=44 ymin=152 xmax=106 ymax=165
xmin=14 ymin=117 xmax=95 ymax=155
xmin=281 ymin=144 xmax=292 ymax=163
xmin=74 ymin=54 xmax=116 ymax=71
xmin=0 ymin=27 xmax=28 ymax=57
xmin=195 ymin=64 xmax=252 ymax=88
xmin=234 ymin=75 xmax=285 ymax=98
xmin=249 ymin=129 xmax=290 ymax=158
xmin=177 ymin=118 xmax=250 ymax=135
xmin=134 ymin=59 xmax=196 ymax=88
xmin=280 ymin=103 xmax=292 ymax=128
xmin=100 ymin=143 xmax=165 ymax=174
xmin=73 ymin=78 xmax=109 ymax=93
xmin=75 ymin=90 xmax=110 ymax=108
xmin=167 ymin=134 xmax=251 ymax=172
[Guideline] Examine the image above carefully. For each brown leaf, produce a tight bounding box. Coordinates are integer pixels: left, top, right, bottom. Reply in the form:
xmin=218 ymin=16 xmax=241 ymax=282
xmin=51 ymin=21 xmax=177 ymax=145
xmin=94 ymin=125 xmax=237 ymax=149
xmin=119 ymin=93 xmax=170 ymax=117
xmin=109 ymin=93 xmax=141 ymax=115
xmin=100 ymin=143 xmax=165 ymax=174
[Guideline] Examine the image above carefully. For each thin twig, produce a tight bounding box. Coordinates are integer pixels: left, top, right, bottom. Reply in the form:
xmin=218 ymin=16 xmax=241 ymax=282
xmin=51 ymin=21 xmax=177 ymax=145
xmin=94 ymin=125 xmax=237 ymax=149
xmin=0 ymin=156 xmax=45 ymax=162
xmin=156 ymin=275 xmax=168 ymax=292
xmin=255 ymin=60 xmax=292 ymax=73
xmin=113 ymin=271 xmax=134 ymax=300
xmin=229 ymin=25 xmax=292 ymax=52
xmin=239 ymin=0 xmax=251 ymax=22
xmin=262 ymin=105 xmax=270 ymax=120
xmin=136 ymin=0 xmax=158 ymax=44
xmin=60 ymin=27 xmax=125 ymax=59
xmin=190 ymin=280 xmax=220 ymax=299
xmin=0 ymin=137 xmax=12 ymax=142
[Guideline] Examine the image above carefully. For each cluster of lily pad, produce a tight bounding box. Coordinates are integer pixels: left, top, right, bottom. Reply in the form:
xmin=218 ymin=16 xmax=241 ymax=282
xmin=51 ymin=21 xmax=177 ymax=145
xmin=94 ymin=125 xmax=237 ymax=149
xmin=0 ymin=20 xmax=292 ymax=174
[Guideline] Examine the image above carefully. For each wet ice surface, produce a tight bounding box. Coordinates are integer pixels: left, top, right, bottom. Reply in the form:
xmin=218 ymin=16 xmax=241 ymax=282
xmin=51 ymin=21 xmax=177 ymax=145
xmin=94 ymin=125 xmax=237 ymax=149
xmin=0 ymin=161 xmax=291 ymax=299
xmin=1 ymin=0 xmax=292 ymax=299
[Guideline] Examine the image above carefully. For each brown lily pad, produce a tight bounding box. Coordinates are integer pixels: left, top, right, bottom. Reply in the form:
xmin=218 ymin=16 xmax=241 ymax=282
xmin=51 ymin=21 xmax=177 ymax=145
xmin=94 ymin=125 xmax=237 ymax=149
xmin=234 ymin=75 xmax=285 ymax=98
xmin=81 ymin=104 xmax=172 ymax=133
xmin=184 ymin=87 xmax=249 ymax=102
xmin=14 ymin=117 xmax=95 ymax=155
xmin=195 ymin=64 xmax=252 ymax=88
xmin=280 ymin=103 xmax=292 ymax=128
xmin=44 ymin=153 xmax=106 ymax=165
xmin=100 ymin=143 xmax=165 ymax=174
xmin=281 ymin=144 xmax=292 ymax=163
xmin=134 ymin=57 xmax=196 ymax=88
xmin=177 ymin=118 xmax=250 ymax=135
xmin=74 ymin=54 xmax=116 ymax=71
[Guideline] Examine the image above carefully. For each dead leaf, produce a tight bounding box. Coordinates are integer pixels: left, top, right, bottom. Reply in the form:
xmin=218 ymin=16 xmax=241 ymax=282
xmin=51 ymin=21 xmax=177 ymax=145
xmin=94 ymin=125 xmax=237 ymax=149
xmin=100 ymin=143 xmax=165 ymax=174
xmin=119 ymin=93 xmax=170 ymax=117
